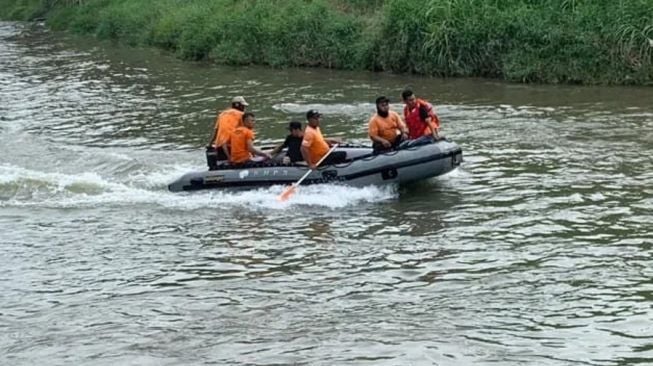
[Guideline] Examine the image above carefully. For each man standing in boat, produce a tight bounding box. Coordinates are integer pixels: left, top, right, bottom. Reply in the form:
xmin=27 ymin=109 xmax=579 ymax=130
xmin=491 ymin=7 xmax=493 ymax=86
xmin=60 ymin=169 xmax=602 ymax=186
xmin=301 ymin=110 xmax=346 ymax=170
xmin=206 ymin=96 xmax=249 ymax=169
xmin=401 ymin=89 xmax=441 ymax=140
xmin=368 ymin=96 xmax=408 ymax=153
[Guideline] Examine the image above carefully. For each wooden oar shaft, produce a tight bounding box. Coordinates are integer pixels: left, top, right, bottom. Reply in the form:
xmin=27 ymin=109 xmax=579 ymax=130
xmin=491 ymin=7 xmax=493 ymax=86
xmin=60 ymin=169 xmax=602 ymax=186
xmin=294 ymin=144 xmax=339 ymax=187
xmin=278 ymin=144 xmax=339 ymax=201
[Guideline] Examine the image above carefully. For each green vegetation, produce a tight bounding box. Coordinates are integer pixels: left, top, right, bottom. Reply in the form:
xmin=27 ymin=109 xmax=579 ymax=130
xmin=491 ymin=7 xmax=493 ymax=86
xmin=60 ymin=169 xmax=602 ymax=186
xmin=1 ymin=0 xmax=652 ymax=85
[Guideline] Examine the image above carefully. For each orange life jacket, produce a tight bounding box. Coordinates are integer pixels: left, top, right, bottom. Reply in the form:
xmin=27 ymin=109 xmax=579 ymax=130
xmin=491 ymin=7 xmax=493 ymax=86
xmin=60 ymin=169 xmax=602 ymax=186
xmin=403 ymin=99 xmax=440 ymax=139
xmin=213 ymin=108 xmax=244 ymax=147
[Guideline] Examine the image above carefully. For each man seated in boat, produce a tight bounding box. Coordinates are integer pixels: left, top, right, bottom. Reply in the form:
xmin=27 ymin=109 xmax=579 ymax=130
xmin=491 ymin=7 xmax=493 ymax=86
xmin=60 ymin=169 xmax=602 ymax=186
xmin=368 ymin=96 xmax=408 ymax=154
xmin=301 ymin=110 xmax=347 ymax=170
xmin=270 ymin=121 xmax=305 ymax=165
xmin=206 ymin=96 xmax=249 ymax=169
xmin=222 ymin=112 xmax=271 ymax=165
xmin=401 ymin=89 xmax=441 ymax=141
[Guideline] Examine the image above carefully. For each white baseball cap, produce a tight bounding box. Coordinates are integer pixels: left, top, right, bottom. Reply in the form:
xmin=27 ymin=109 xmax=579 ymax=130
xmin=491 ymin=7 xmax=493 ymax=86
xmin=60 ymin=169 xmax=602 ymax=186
xmin=231 ymin=96 xmax=249 ymax=106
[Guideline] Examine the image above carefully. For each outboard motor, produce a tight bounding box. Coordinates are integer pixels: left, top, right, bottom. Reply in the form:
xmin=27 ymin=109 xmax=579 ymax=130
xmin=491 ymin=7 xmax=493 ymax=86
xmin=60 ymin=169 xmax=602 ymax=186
xmin=206 ymin=146 xmax=218 ymax=170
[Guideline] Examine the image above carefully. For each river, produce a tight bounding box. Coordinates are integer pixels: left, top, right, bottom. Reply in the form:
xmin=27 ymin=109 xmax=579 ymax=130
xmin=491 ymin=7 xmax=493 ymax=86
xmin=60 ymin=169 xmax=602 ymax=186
xmin=1 ymin=22 xmax=652 ymax=366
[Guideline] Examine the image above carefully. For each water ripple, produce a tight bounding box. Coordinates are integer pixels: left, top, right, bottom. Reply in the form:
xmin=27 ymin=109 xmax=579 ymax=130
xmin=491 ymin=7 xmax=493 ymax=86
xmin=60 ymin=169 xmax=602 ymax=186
xmin=2 ymin=21 xmax=653 ymax=366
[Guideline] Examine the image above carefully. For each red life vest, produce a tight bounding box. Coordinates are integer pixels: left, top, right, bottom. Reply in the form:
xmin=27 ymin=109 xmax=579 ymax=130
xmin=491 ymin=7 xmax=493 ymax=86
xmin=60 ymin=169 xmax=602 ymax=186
xmin=403 ymin=99 xmax=440 ymax=139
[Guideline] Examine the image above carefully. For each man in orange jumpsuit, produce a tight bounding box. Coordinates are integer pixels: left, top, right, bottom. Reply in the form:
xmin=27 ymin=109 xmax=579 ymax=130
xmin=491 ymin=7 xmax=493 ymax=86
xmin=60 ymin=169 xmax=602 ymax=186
xmin=368 ymin=96 xmax=408 ymax=153
xmin=206 ymin=96 xmax=249 ymax=169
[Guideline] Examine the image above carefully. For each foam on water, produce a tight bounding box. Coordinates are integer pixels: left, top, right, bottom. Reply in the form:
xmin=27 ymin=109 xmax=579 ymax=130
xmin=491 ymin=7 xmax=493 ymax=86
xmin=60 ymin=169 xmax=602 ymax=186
xmin=5 ymin=22 xmax=653 ymax=366
xmin=0 ymin=163 xmax=397 ymax=210
xmin=274 ymin=102 xmax=374 ymax=117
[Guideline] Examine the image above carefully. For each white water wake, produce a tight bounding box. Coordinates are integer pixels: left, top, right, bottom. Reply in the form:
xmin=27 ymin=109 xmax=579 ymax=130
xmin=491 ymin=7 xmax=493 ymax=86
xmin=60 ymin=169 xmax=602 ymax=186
xmin=0 ymin=162 xmax=397 ymax=210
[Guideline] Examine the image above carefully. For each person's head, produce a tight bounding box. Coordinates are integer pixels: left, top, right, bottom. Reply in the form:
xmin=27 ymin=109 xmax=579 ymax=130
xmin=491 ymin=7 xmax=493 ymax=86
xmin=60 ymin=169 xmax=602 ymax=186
xmin=375 ymin=96 xmax=390 ymax=117
xmin=401 ymin=89 xmax=417 ymax=109
xmin=288 ymin=121 xmax=303 ymax=137
xmin=242 ymin=112 xmax=255 ymax=128
xmin=306 ymin=109 xmax=322 ymax=128
xmin=231 ymin=96 xmax=249 ymax=111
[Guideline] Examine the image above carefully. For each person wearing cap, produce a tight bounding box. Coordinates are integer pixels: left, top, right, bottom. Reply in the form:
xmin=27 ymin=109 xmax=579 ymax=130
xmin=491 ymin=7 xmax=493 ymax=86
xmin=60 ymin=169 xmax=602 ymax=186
xmin=207 ymin=96 xmax=249 ymax=163
xmin=368 ymin=96 xmax=408 ymax=153
xmin=222 ymin=112 xmax=271 ymax=165
xmin=270 ymin=121 xmax=305 ymax=164
xmin=401 ymin=89 xmax=441 ymax=140
xmin=301 ymin=109 xmax=346 ymax=169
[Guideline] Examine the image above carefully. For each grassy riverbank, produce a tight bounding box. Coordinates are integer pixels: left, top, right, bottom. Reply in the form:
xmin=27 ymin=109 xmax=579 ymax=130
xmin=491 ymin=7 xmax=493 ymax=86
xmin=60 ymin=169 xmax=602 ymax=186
xmin=2 ymin=0 xmax=652 ymax=85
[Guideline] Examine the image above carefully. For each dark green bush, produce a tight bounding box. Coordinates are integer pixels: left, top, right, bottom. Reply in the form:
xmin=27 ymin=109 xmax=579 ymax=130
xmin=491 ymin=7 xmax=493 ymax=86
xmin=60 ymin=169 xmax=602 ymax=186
xmin=1 ymin=0 xmax=651 ymax=85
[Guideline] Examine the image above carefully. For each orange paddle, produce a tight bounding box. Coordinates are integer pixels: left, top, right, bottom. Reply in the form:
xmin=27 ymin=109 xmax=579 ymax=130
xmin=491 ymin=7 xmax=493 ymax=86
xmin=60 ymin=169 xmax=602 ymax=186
xmin=278 ymin=144 xmax=339 ymax=201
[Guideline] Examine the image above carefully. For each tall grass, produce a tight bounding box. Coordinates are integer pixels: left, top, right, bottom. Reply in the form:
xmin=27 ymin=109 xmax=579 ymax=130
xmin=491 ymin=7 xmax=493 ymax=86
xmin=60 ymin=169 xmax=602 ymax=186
xmin=1 ymin=0 xmax=651 ymax=85
xmin=0 ymin=0 xmax=47 ymax=19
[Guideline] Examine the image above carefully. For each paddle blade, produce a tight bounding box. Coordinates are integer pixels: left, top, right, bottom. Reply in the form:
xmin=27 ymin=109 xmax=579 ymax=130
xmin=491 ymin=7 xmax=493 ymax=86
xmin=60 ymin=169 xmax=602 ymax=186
xmin=277 ymin=185 xmax=297 ymax=202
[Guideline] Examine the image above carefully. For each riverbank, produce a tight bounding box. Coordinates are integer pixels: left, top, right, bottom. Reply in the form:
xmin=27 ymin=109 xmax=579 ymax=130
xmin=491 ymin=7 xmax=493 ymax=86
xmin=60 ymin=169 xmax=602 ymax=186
xmin=3 ymin=21 xmax=653 ymax=366
xmin=1 ymin=0 xmax=652 ymax=85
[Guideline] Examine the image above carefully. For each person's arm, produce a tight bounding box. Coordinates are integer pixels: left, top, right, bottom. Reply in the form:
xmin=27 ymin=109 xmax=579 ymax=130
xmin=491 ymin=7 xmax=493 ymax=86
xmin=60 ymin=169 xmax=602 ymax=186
xmin=270 ymin=137 xmax=289 ymax=156
xmin=369 ymin=134 xmax=389 ymax=146
xmin=223 ymin=129 xmax=233 ymax=161
xmin=208 ymin=120 xmax=219 ymax=146
xmin=247 ymin=139 xmax=271 ymax=159
xmin=396 ymin=113 xmax=409 ymax=139
xmin=301 ymin=131 xmax=316 ymax=169
xmin=208 ymin=128 xmax=218 ymax=147
xmin=420 ymin=105 xmax=439 ymax=139
xmin=208 ymin=115 xmax=220 ymax=146
xmin=300 ymin=145 xmax=315 ymax=169
xmin=431 ymin=113 xmax=442 ymax=139
xmin=325 ymin=137 xmax=343 ymax=145
xmin=270 ymin=143 xmax=284 ymax=156
xmin=425 ymin=118 xmax=438 ymax=139
xmin=426 ymin=117 xmax=439 ymax=139
xmin=391 ymin=112 xmax=408 ymax=141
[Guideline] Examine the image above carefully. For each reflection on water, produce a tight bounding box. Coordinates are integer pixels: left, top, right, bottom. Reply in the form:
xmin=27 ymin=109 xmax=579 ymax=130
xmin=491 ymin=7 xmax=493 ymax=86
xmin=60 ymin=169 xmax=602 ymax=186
xmin=1 ymin=22 xmax=653 ymax=365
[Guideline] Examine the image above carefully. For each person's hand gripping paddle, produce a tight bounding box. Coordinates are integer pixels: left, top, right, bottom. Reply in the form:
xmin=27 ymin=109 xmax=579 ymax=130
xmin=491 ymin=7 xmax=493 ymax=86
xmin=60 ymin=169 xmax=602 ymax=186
xmin=277 ymin=144 xmax=339 ymax=202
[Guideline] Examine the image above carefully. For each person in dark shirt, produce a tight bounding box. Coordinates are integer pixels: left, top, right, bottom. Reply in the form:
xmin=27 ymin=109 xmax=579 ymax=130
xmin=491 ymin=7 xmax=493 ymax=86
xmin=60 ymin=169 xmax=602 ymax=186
xmin=271 ymin=121 xmax=305 ymax=164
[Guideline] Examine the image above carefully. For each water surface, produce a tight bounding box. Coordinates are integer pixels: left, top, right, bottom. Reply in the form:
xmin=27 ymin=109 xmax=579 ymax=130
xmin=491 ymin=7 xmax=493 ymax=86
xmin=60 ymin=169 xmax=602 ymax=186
xmin=1 ymin=22 xmax=652 ymax=366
